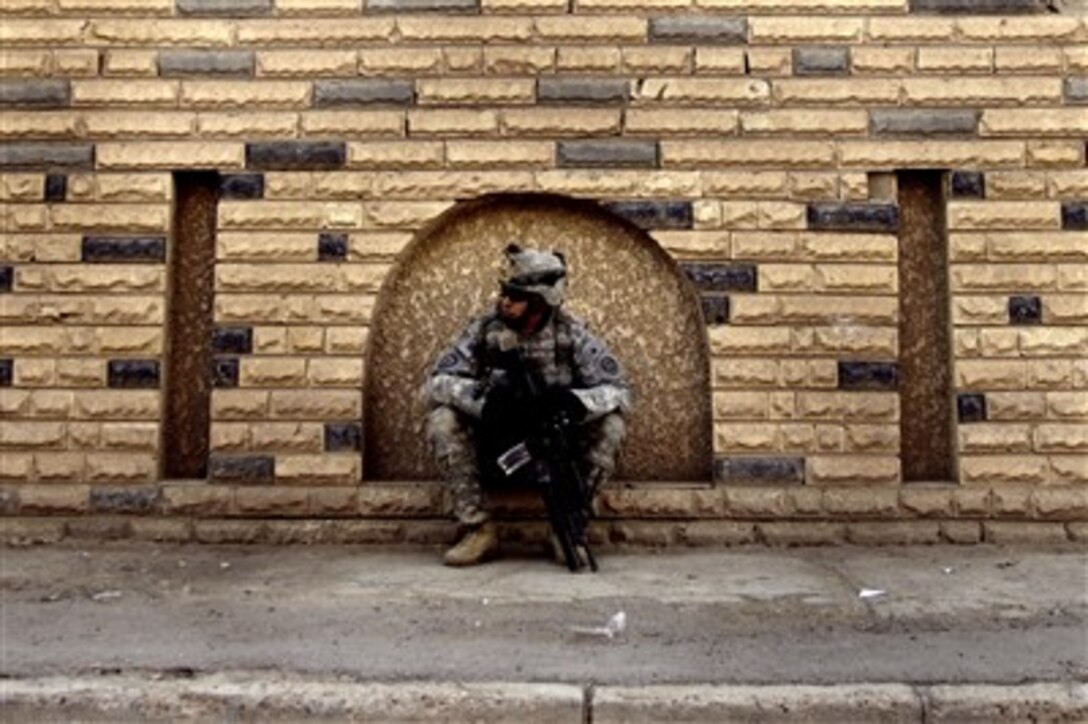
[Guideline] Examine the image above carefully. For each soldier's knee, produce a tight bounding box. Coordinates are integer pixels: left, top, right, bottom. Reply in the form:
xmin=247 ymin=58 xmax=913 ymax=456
xmin=425 ymin=406 xmax=470 ymax=451
xmin=598 ymin=413 xmax=626 ymax=449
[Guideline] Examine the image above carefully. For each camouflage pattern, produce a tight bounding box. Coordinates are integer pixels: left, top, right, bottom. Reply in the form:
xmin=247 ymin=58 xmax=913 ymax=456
xmin=502 ymin=244 xmax=568 ymax=308
xmin=424 ymin=306 xmax=631 ymax=525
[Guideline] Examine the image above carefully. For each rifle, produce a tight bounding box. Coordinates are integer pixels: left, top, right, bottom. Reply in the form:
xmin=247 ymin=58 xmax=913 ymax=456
xmin=484 ymin=349 xmax=598 ymax=573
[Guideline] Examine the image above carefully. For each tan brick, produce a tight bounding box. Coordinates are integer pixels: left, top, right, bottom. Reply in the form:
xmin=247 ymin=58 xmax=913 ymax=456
xmin=1028 ymin=360 xmax=1077 ymax=389
xmin=994 ymin=46 xmax=1063 ymax=74
xmin=98 ymin=422 xmax=158 ymax=451
xmin=14 ymin=359 xmax=54 ymax=387
xmin=218 ymin=201 xmax=360 ymax=230
xmin=916 ymin=47 xmax=992 ymax=74
xmin=1048 ymin=392 xmax=1088 ymax=420
xmin=306 ymin=357 xmax=363 ymax=387
xmin=959 ymin=424 xmax=1032 ymax=454
xmin=533 ymin=16 xmax=644 ymax=42
xmin=31 ymin=266 xmax=164 ymax=294
xmin=85 ymin=452 xmax=156 ymax=483
xmin=210 ymin=422 xmax=248 ymax=452
xmin=20 ymin=484 xmax=90 ymax=514
xmin=850 ymin=46 xmax=913 ymax=75
xmin=951 ymin=264 xmax=1057 ymax=292
xmin=96 ymin=173 xmax=172 ymax=202
xmin=273 ymin=0 xmax=359 ymax=11
xmin=407 ymin=109 xmax=498 ymax=137
xmin=370 ymin=170 xmax=535 ymax=199
xmin=1060 ymin=264 xmax=1087 ymax=291
xmin=212 ymin=390 xmax=269 ymax=420
xmin=0 ymin=421 xmax=66 ymax=450
xmin=822 ymin=487 xmax=900 ymax=517
xmin=663 ymin=140 xmax=833 ymax=168
xmin=867 ymin=17 xmax=956 ymax=42
xmin=625 ymin=108 xmax=738 ymax=136
xmin=1027 ymin=141 xmax=1084 ymax=168
xmin=709 ymin=326 xmax=791 ymax=355
xmin=256 ymin=49 xmax=355 ymax=78
xmin=746 ymin=47 xmax=792 ymax=75
xmin=623 ymin=46 xmax=690 ymax=74
xmin=789 ymin=172 xmax=838 ymax=200
xmin=800 ymin=234 xmax=898 ymax=262
xmin=1051 ymin=456 xmax=1088 ymax=484
xmin=200 ymin=112 xmax=300 ymax=139
xmin=1 ymin=205 xmax=47 ymax=232
xmin=742 ymin=109 xmax=867 ymax=136
xmin=0 ymin=174 xmax=42 ymax=202
xmin=984 ymin=522 xmax=1069 ymax=545
xmin=234 ymin=487 xmax=308 ymax=517
xmin=949 ymin=202 xmax=1060 ymax=231
xmin=445 ymin=140 xmax=552 ymax=168
xmin=1034 ymin=424 xmax=1088 ymax=453
xmin=0 ymin=451 xmax=34 ymax=482
xmin=692 ymin=47 xmax=745 ymax=75
xmin=483 ymin=46 xmax=555 ymax=75
xmin=71 ymin=80 xmax=177 ymax=107
xmin=501 ymin=108 xmax=620 ymax=136
xmin=840 ymin=141 xmax=1024 ymax=169
xmin=98 ymin=142 xmax=242 ymax=170
xmin=750 ymin=16 xmax=862 ymax=42
xmin=56 ymin=359 xmax=107 ymax=387
xmin=181 ymin=81 xmax=310 ymax=110
xmin=900 ymin=486 xmax=954 ymax=517
xmin=798 ymin=392 xmax=899 ymax=422
xmin=985 ymin=172 xmax=1047 ymax=200
xmin=1049 ymin=171 xmax=1088 ymax=200
xmin=34 ymin=452 xmax=86 ymax=482
xmin=236 ymin=18 xmax=393 ymax=45
xmin=52 ymin=50 xmax=98 ymax=77
xmin=217 ymin=232 xmax=313 ymax=261
xmin=554 ymin=46 xmax=619 ymax=73
xmin=713 ymin=391 xmax=770 ymax=420
xmin=941 ymin=521 xmax=982 ymax=544
xmin=325 ymin=327 xmax=369 ymax=354
xmin=955 ymin=360 xmax=1025 ymax=390
xmin=1020 ymin=328 xmax=1088 ymax=357
xmin=101 ymin=49 xmax=156 ymax=77
xmin=2 ymin=20 xmax=86 ymax=47
xmin=758 ymin=522 xmax=846 ymax=546
xmin=635 ymin=77 xmax=769 ymax=105
xmin=276 ymin=454 xmax=360 ymax=485
xmin=772 ymin=78 xmax=899 ymax=105
xmin=702 ymin=172 xmax=786 ymax=198
xmin=1066 ymin=46 xmax=1088 ymax=72
xmin=711 ymin=358 xmax=778 ymax=388
xmin=270 ymin=389 xmax=360 ymax=418
xmin=0 ymin=50 xmax=50 ymax=77
xmin=162 ymin=484 xmax=231 ymax=516
xmin=981 ymin=109 xmax=1088 ymax=138
xmin=807 ymin=455 xmax=899 ymax=485
xmin=958 ymin=16 xmax=1081 ymax=42
xmin=239 ymin=358 xmax=307 ymax=386
xmin=361 ymin=201 xmax=452 ymax=229
xmin=844 ymin=424 xmax=898 ymax=453
xmin=249 ymin=422 xmax=322 ymax=452
xmin=82 ymin=111 xmax=194 ymax=138
xmin=986 ymin=231 xmax=1088 ymax=261
xmin=415 ymin=78 xmax=534 ymax=106
xmin=51 ymin=204 xmax=168 ymax=233
xmin=961 ymin=456 xmax=1049 ymax=485
xmin=441 ymin=47 xmax=481 ymax=74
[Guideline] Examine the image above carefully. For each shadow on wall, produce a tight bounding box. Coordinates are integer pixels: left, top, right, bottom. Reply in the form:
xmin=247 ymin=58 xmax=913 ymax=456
xmin=364 ymin=194 xmax=713 ymax=482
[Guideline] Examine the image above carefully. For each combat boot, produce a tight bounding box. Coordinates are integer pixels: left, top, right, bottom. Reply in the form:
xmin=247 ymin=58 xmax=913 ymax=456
xmin=443 ymin=521 xmax=499 ymax=567
xmin=548 ymin=532 xmax=590 ymax=570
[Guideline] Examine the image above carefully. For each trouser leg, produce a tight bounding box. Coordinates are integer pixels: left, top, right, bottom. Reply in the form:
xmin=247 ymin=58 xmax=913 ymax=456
xmin=579 ymin=412 xmax=626 ymax=496
xmin=424 ymin=405 xmax=489 ymax=527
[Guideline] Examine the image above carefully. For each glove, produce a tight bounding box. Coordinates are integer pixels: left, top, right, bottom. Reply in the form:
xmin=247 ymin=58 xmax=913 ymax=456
xmin=544 ymin=388 xmax=587 ymax=424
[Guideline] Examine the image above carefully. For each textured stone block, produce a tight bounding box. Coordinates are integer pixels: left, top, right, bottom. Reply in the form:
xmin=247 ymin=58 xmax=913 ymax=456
xmin=159 ymin=50 xmax=254 ymax=77
xmin=1065 ymin=78 xmax=1088 ymax=105
xmin=246 ymin=141 xmax=346 ymax=170
xmin=1008 ymin=295 xmax=1042 ymax=325
xmin=0 ymin=80 xmax=70 ymax=108
xmin=870 ymin=109 xmax=979 ymax=136
xmin=807 ymin=203 xmax=899 ymax=232
xmin=838 ymin=362 xmax=900 ymax=391
xmin=318 ymin=232 xmax=348 ymax=261
xmin=0 ymin=360 xmax=11 ymax=387
xmin=107 ymin=360 xmax=161 ymax=389
xmin=950 ymin=171 xmax=985 ymax=199
xmin=715 ymin=456 xmax=805 ymax=485
xmin=792 ymin=47 xmax=850 ymax=76
xmin=1061 ymin=202 xmax=1088 ymax=230
xmin=557 ymin=140 xmax=658 ymax=168
xmin=910 ymin=0 xmax=1061 ymax=12
xmin=681 ymin=262 xmax=758 ymax=292
xmin=177 ymin=0 xmax=272 ymax=14
xmin=44 ymin=174 xmax=67 ymax=202
xmin=219 ymin=173 xmax=264 ymax=199
xmin=209 ymin=454 xmax=274 ymax=484
xmin=81 ymin=236 xmax=166 ymax=263
xmin=538 ymin=78 xmax=629 ymax=104
xmin=366 ymin=0 xmax=478 ymax=11
xmin=649 ymin=17 xmax=747 ymax=45
xmin=314 ymin=80 xmax=414 ymax=107
xmin=0 ymin=144 xmax=94 ymax=170
xmin=603 ymin=200 xmax=692 ymax=230
xmin=90 ymin=486 xmax=161 ymax=514
xmin=700 ymin=295 xmax=729 ymax=325
xmin=324 ymin=421 xmax=362 ymax=452
xmin=957 ymin=393 xmax=987 ymax=423
xmin=213 ymin=357 xmax=240 ymax=388
xmin=0 ymin=267 xmax=12 ymax=293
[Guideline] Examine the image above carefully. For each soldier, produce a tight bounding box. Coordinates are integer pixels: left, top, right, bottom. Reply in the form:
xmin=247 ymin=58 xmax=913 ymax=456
xmin=424 ymin=244 xmax=632 ymax=566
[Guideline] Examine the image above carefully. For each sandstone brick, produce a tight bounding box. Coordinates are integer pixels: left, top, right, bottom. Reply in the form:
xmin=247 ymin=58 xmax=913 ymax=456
xmin=941 ymin=521 xmax=983 ymax=544
xmin=983 ymin=522 xmax=1069 ymax=545
xmin=236 ymin=19 xmax=393 ymax=45
xmin=983 ymin=172 xmax=1046 ymax=200
xmin=181 ymin=81 xmax=310 ymax=110
xmin=1047 ymin=391 xmax=1088 ymax=419
xmin=847 ymin=522 xmax=942 ymax=545
xmin=218 ymin=201 xmax=360 ymax=230
xmin=916 ymin=46 xmax=992 ymax=73
xmin=981 ymin=109 xmax=1088 ymax=138
xmin=799 ymin=234 xmax=898 ymax=262
xmin=212 ymin=390 xmax=269 ymax=419
xmin=624 ymin=46 xmax=690 ymax=74
xmin=446 ymin=140 xmax=552 ymax=169
xmin=257 ymin=50 xmax=355 ymax=78
xmin=742 ymin=109 xmax=867 ymax=136
xmin=1033 ymin=487 xmax=1088 ymax=519
xmin=773 ymin=78 xmax=899 ymax=105
xmin=710 ymin=358 xmax=778 ymax=388
xmin=2 ymin=21 xmax=86 ymax=47
xmin=994 ymin=46 xmax=1063 ymax=74
xmin=797 ymin=392 xmax=899 ymax=422
xmin=270 ymin=389 xmax=360 ymax=418
xmin=961 ymin=455 xmax=1049 ymax=485
xmin=274 ymin=0 xmax=359 ymax=11
xmin=1050 ymin=455 xmax=1088 ymax=483
xmin=128 ymin=518 xmax=191 ymax=542
xmin=49 ymin=204 xmax=168 ymax=234
xmin=99 ymin=422 xmax=158 ymax=451
xmin=844 ymin=424 xmax=899 ymax=453
xmin=850 ymin=46 xmax=914 ymax=74
xmin=394 ymin=17 xmax=533 ymax=42
xmin=679 ymin=521 xmax=758 ymax=546
xmin=97 ymin=142 xmax=242 ymax=170
xmin=275 ymin=454 xmax=360 ymax=485
xmin=407 ymin=109 xmax=498 ymax=137
xmin=958 ymin=424 xmax=1032 ymax=454
xmin=951 ymin=264 xmax=1057 ymax=291
xmin=483 ymin=46 xmax=555 ymax=75
xmin=635 ymin=77 xmax=770 ymax=105
xmin=625 ymin=108 xmax=737 ymax=136
xmin=361 ymin=201 xmax=452 ymax=229
xmin=867 ymin=17 xmax=957 ymax=42
xmin=0 ymin=50 xmax=51 ymax=77
xmin=758 ymin=522 xmax=846 ymax=546
xmin=899 ymin=486 xmax=954 ymax=517
xmin=746 ymin=48 xmax=793 ymax=76
xmin=0 ymin=421 xmax=66 ymax=450
xmin=210 ymin=422 xmax=249 ymax=452
xmin=709 ymin=326 xmax=792 ymax=355
xmin=986 ymin=231 xmax=1087 ymax=261
xmin=715 ymin=422 xmax=781 ymax=452
xmin=217 ymin=232 xmax=314 ymax=260
xmin=750 ymin=17 xmax=862 ymax=43
xmin=957 ymin=16 xmax=1081 ymax=42
xmin=663 ymin=140 xmax=833 ymax=168
xmin=533 ymin=16 xmax=644 ymax=42
xmin=235 ymin=486 xmax=309 ymax=516
xmin=1033 ymin=423 xmax=1088 ymax=453
xmin=198 ymin=112 xmax=299 ymax=139
xmin=0 ymin=112 xmax=81 ymax=141
xmin=1027 ymin=140 xmax=1084 ymax=168
xmin=806 ymin=455 xmax=900 ymax=485
xmin=193 ymin=520 xmax=269 ymax=544
xmin=70 ymin=80 xmax=177 ymax=108
xmin=839 ymin=141 xmax=1024 ymax=169
xmin=1020 ymin=328 xmax=1088 ymax=357
xmin=239 ymin=358 xmax=307 ymax=386
xmin=556 ymin=46 xmax=621 ymax=73
xmin=307 ymin=357 xmax=364 ymax=387
xmin=19 ymin=485 xmax=90 ymax=514
xmin=501 ymin=108 xmax=620 ymax=137
xmin=84 ymin=452 xmax=156 ymax=483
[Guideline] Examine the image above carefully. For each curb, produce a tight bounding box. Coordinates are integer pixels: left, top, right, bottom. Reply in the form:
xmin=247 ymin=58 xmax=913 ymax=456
xmin=3 ymin=675 xmax=1086 ymax=722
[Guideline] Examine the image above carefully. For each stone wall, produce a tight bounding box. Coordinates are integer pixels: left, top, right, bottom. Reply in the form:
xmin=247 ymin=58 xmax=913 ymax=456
xmin=1 ymin=0 xmax=1086 ymax=542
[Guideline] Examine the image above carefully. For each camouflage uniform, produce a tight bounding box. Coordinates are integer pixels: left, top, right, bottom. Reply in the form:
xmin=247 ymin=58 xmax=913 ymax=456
xmin=424 ymin=249 xmax=631 ymax=527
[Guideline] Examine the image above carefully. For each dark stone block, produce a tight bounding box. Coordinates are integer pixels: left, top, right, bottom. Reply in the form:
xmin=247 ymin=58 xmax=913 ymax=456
xmin=0 ymin=266 xmax=12 ymax=293
xmin=792 ymin=47 xmax=850 ymax=76
xmin=366 ymin=0 xmax=478 ymax=12
xmin=1008 ymin=295 xmax=1042 ymax=325
xmin=325 ymin=422 xmax=362 ymax=452
xmin=957 ymin=393 xmax=987 ymax=423
xmin=91 ymin=487 xmax=161 ymax=514
xmin=176 ymin=0 xmax=272 ymax=15
xmin=538 ymin=78 xmax=629 ymax=104
xmin=910 ymin=0 xmax=1053 ymax=12
xmin=1065 ymin=78 xmax=1088 ymax=105
xmin=318 ymin=232 xmax=348 ymax=261
xmin=82 ymin=236 xmax=166 ymax=263
xmin=649 ymin=17 xmax=748 ymax=45
xmin=0 ymin=80 xmax=70 ymax=107
xmin=108 ymin=360 xmax=161 ymax=389
xmin=212 ymin=327 xmax=253 ymax=354
xmin=950 ymin=171 xmax=985 ymax=199
xmin=700 ymin=295 xmax=730 ymax=325
xmin=159 ymin=50 xmax=255 ymax=77
xmin=219 ymin=173 xmax=264 ymax=199
xmin=246 ymin=142 xmax=346 ymax=170
xmin=213 ymin=357 xmax=240 ymax=388
xmin=559 ymin=140 xmax=658 ymax=168
xmin=0 ymin=360 xmax=11 ymax=387
xmin=0 ymin=144 xmax=94 ymax=170
xmin=314 ymin=80 xmax=414 ymax=107
xmin=870 ymin=109 xmax=979 ymax=136
xmin=0 ymin=487 xmax=18 ymax=515
xmin=1061 ymin=202 xmax=1088 ymax=230
xmin=807 ymin=203 xmax=899 ymax=232
xmin=715 ymin=456 xmax=805 ymax=485
xmin=681 ymin=263 xmax=758 ymax=292
xmin=838 ymin=361 xmax=900 ymax=391
xmin=44 ymin=174 xmax=67 ymax=202
xmin=209 ymin=454 xmax=275 ymax=484
xmin=603 ymin=200 xmax=693 ymax=230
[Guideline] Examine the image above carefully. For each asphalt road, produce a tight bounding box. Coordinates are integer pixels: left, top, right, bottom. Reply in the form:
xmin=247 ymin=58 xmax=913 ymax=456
xmin=2 ymin=542 xmax=1085 ymax=686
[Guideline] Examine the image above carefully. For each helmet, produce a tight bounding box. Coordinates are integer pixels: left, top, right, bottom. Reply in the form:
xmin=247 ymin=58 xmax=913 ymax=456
xmin=501 ymin=243 xmax=567 ymax=307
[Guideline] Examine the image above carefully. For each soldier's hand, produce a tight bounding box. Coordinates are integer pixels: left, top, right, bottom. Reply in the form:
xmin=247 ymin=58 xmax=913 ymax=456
xmin=545 ymin=388 xmax=587 ymax=424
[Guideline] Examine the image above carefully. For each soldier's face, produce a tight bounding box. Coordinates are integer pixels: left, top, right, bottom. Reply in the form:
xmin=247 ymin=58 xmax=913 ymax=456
xmin=498 ymin=290 xmax=531 ymax=324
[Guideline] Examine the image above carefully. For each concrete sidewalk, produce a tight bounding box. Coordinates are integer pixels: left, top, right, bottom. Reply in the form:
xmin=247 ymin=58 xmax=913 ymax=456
xmin=2 ymin=541 xmax=1086 ymax=720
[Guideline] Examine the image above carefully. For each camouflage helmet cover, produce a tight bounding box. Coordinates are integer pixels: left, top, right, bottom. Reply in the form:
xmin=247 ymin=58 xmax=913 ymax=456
xmin=501 ymin=243 xmax=567 ymax=307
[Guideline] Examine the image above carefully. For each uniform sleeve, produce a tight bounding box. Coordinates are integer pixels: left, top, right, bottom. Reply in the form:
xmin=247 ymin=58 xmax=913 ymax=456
xmin=570 ymin=324 xmax=632 ymax=421
xmin=424 ymin=317 xmax=487 ymax=419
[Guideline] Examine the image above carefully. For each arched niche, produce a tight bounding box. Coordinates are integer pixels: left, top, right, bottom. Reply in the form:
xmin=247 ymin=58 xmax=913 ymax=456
xmin=364 ymin=194 xmax=712 ymax=482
